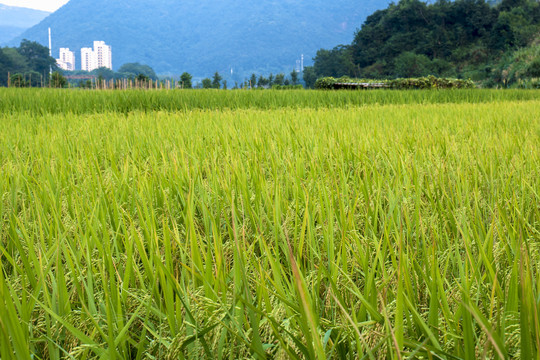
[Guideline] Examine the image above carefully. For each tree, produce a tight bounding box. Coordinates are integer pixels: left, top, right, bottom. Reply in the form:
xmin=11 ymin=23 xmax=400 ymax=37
xmin=212 ymin=71 xmax=222 ymax=89
xmin=527 ymin=58 xmax=540 ymax=77
xmin=50 ymin=71 xmax=67 ymax=88
xmin=223 ymin=80 xmax=228 ymax=90
xmin=137 ymin=73 xmax=150 ymax=83
xmin=303 ymin=67 xmax=317 ymax=88
xmin=91 ymin=67 xmax=116 ymax=81
xmin=250 ymin=73 xmax=257 ymax=88
xmin=257 ymin=75 xmax=268 ymax=88
xmin=312 ymin=46 xmax=356 ymax=78
xmin=17 ymin=39 xmax=56 ymax=80
xmin=1 ymin=45 xmax=47 ymax=87
xmin=268 ymin=73 xmax=274 ymax=86
xmin=180 ymin=72 xmax=193 ymax=88
xmin=10 ymin=73 xmax=29 ymax=87
xmin=290 ymin=69 xmax=299 ymax=85
xmin=274 ymin=73 xmax=285 ymax=86
xmin=0 ymin=48 xmax=19 ymax=86
xmin=394 ymin=52 xmax=433 ymax=78
xmin=500 ymin=0 xmax=527 ymax=12
xmin=118 ymin=63 xmax=157 ymax=80
xmin=202 ymin=78 xmax=212 ymax=89
xmin=77 ymin=79 xmax=93 ymax=89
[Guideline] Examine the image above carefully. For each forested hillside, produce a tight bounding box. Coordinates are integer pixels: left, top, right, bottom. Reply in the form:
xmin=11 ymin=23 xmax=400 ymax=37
xmin=11 ymin=0 xmax=391 ymax=79
xmin=305 ymin=0 xmax=540 ymax=87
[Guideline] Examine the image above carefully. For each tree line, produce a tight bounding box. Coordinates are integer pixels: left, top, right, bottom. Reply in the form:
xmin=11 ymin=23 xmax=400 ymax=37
xmin=1 ymin=41 xmax=304 ymax=90
xmin=194 ymin=70 xmax=301 ymax=89
xmin=303 ymin=0 xmax=540 ymax=87
xmin=0 ymin=40 xmax=161 ymax=88
xmin=77 ymin=69 xmax=302 ymax=90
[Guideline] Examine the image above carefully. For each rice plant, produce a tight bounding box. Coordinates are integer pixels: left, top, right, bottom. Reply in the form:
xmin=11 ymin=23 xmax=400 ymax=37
xmin=0 ymin=89 xmax=539 ymax=359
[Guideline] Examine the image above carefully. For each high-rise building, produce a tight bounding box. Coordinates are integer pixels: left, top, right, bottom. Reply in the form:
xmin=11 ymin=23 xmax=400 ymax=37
xmin=56 ymin=48 xmax=75 ymax=71
xmin=80 ymin=41 xmax=112 ymax=71
xmin=81 ymin=47 xmax=95 ymax=71
xmin=94 ymin=41 xmax=112 ymax=70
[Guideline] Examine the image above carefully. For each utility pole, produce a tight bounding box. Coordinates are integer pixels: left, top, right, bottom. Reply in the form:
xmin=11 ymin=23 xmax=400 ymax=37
xmin=48 ymin=28 xmax=52 ymax=76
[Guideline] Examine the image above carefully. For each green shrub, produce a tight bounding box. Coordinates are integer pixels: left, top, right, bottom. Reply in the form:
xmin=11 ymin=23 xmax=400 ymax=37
xmin=315 ymin=75 xmax=475 ymax=90
xmin=388 ymin=76 xmax=475 ymax=89
xmin=9 ymin=74 xmax=30 ymax=88
xmin=271 ymin=84 xmax=304 ymax=90
xmin=314 ymin=77 xmax=337 ymax=89
xmin=527 ymin=58 xmax=540 ymax=77
xmin=50 ymin=72 xmax=67 ymax=88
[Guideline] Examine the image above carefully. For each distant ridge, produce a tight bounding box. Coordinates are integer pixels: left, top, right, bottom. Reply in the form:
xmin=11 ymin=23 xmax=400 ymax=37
xmin=0 ymin=4 xmax=50 ymax=44
xmin=10 ymin=0 xmax=391 ymax=78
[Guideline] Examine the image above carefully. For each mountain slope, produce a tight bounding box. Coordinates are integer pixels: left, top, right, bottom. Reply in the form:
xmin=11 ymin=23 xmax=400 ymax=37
xmin=0 ymin=26 xmax=26 ymax=44
xmin=11 ymin=0 xmax=391 ymax=78
xmin=0 ymin=4 xmax=50 ymax=44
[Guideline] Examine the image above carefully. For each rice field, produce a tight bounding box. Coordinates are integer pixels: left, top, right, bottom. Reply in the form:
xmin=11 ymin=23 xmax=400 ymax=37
xmin=0 ymin=89 xmax=539 ymax=359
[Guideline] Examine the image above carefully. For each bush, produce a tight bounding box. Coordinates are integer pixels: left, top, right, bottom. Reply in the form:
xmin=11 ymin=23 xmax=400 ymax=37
xmin=271 ymin=84 xmax=304 ymax=90
xmin=516 ymin=78 xmax=540 ymax=89
xmin=50 ymin=72 xmax=67 ymax=88
xmin=9 ymin=74 xmax=29 ymax=88
xmin=315 ymin=75 xmax=475 ymax=90
xmin=314 ymin=77 xmax=339 ymax=90
xmin=388 ymin=76 xmax=475 ymax=89
xmin=526 ymin=58 xmax=540 ymax=77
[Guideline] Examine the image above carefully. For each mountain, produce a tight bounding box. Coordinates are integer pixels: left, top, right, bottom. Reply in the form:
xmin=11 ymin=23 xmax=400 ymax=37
xmin=0 ymin=4 xmax=50 ymax=44
xmin=10 ymin=0 xmax=391 ymax=79
xmin=0 ymin=26 xmax=27 ymax=44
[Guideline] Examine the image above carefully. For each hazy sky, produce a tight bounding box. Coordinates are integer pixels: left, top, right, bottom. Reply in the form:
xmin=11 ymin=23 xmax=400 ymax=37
xmin=2 ymin=0 xmax=69 ymax=12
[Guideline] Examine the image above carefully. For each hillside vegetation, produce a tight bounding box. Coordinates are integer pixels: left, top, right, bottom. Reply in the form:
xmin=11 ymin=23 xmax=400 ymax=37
xmin=305 ymin=0 xmax=540 ymax=87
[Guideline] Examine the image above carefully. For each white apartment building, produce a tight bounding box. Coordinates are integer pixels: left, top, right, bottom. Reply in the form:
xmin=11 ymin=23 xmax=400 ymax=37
xmin=94 ymin=41 xmax=112 ymax=70
xmin=81 ymin=41 xmax=112 ymax=71
xmin=56 ymin=48 xmax=75 ymax=71
xmin=81 ymin=47 xmax=95 ymax=71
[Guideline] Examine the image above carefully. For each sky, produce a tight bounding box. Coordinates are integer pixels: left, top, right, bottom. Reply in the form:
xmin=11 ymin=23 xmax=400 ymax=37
xmin=1 ymin=0 xmax=69 ymax=12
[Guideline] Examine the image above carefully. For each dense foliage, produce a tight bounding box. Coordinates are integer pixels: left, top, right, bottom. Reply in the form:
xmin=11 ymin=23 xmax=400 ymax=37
xmin=0 ymin=89 xmax=539 ymax=359
xmin=0 ymin=40 xmax=57 ymax=86
xmin=305 ymin=0 xmax=540 ymax=87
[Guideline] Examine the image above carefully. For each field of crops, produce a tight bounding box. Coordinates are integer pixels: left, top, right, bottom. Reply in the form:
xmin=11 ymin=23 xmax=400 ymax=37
xmin=1 ymin=89 xmax=539 ymax=359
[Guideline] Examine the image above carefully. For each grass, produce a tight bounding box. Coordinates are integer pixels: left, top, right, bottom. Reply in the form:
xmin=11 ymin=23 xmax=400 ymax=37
xmin=0 ymin=89 xmax=539 ymax=359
